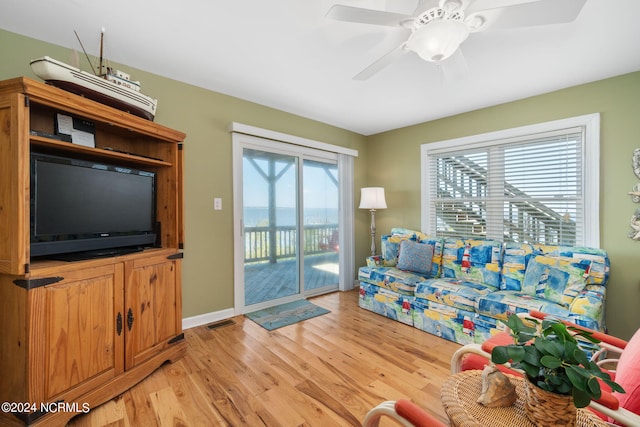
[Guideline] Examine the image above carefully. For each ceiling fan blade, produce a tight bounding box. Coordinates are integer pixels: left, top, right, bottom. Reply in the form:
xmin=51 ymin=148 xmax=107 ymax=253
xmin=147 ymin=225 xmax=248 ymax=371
xmin=353 ymin=44 xmax=408 ymax=80
xmin=473 ymin=0 xmax=587 ymax=30
xmin=465 ymin=0 xmax=539 ymax=15
xmin=325 ymin=5 xmax=412 ymax=27
xmin=439 ymin=48 xmax=469 ymax=82
xmin=413 ymin=0 xmax=440 ymax=14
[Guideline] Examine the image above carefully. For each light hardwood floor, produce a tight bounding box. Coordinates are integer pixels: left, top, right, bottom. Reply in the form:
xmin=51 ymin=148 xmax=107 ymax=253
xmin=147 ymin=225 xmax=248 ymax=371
xmin=68 ymin=290 xmax=461 ymax=426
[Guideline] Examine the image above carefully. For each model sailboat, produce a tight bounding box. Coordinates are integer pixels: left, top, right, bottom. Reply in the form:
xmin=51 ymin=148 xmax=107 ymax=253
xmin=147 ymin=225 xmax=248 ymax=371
xmin=30 ymin=29 xmax=158 ymax=121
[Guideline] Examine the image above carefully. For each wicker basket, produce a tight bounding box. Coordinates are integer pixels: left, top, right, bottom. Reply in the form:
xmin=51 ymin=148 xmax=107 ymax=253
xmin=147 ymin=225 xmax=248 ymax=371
xmin=523 ymin=377 xmax=577 ymax=427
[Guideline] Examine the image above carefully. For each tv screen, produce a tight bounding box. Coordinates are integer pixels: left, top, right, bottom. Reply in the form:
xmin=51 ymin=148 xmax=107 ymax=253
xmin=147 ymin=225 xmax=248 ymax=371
xmin=30 ymin=152 xmax=157 ymax=258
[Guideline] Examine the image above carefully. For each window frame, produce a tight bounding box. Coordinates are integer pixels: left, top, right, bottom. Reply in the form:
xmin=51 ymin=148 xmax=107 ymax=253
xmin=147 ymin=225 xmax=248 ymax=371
xmin=420 ymin=113 xmax=600 ymax=247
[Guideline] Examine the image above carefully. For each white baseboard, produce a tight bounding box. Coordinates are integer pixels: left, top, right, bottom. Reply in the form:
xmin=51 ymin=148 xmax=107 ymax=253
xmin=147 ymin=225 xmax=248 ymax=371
xmin=182 ymin=308 xmax=236 ymax=330
xmin=182 ymin=287 xmax=359 ymax=330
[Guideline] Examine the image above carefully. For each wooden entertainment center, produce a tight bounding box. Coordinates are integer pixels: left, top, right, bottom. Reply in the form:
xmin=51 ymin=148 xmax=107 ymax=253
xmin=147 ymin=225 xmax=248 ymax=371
xmin=0 ymin=77 xmax=187 ymax=426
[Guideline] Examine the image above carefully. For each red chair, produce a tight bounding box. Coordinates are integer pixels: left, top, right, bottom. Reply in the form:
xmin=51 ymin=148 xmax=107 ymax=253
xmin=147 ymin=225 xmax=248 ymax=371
xmin=318 ymin=230 xmax=339 ymax=252
xmin=450 ymin=311 xmax=640 ymax=426
xmin=363 ymin=399 xmax=447 ymax=427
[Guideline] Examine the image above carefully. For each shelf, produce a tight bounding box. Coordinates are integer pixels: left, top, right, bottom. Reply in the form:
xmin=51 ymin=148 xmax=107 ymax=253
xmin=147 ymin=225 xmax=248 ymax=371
xmin=30 ymin=247 xmax=174 ymax=274
xmin=30 ymin=135 xmax=172 ymax=167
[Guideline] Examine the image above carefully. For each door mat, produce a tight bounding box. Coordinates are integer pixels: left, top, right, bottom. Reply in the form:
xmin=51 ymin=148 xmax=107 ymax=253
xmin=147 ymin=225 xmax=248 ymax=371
xmin=245 ymin=299 xmax=330 ymax=331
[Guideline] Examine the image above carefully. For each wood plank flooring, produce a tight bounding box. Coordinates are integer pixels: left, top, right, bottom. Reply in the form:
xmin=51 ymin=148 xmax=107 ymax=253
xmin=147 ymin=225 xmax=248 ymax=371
xmin=67 ymin=290 xmax=461 ymax=426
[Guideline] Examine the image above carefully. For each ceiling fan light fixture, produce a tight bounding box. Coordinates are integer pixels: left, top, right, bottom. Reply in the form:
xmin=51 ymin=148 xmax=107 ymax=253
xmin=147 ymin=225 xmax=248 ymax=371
xmin=407 ymin=19 xmax=470 ymax=62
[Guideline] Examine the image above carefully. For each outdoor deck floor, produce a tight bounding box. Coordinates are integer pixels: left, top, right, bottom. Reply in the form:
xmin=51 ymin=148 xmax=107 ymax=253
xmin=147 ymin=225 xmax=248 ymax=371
xmin=244 ymin=252 xmax=339 ymax=306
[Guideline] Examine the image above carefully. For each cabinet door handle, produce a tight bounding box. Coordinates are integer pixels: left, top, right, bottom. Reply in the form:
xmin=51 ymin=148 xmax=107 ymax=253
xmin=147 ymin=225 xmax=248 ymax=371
xmin=127 ymin=308 xmax=134 ymax=331
xmin=116 ymin=312 xmax=123 ymax=336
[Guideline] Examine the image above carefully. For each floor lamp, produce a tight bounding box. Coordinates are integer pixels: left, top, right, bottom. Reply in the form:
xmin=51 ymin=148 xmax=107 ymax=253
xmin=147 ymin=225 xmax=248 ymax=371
xmin=359 ymin=187 xmax=387 ymax=256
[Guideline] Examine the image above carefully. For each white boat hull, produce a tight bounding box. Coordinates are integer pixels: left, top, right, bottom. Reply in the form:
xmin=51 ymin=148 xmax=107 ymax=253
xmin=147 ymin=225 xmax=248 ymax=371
xmin=30 ymin=56 xmax=157 ymax=121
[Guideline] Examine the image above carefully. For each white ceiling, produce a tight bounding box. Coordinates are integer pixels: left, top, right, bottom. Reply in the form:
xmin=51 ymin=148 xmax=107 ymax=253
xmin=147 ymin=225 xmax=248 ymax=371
xmin=2 ymin=0 xmax=639 ymax=135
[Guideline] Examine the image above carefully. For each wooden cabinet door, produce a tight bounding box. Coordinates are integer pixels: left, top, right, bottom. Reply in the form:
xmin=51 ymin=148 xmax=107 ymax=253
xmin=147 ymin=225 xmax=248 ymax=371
xmin=0 ymin=93 xmax=29 ymax=275
xmin=29 ymin=263 xmax=125 ymax=403
xmin=124 ymin=253 xmax=182 ymax=369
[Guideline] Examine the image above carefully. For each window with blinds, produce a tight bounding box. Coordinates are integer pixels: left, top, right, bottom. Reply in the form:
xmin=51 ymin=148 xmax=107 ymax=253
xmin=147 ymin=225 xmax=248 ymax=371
xmin=421 ymin=115 xmax=600 ymax=247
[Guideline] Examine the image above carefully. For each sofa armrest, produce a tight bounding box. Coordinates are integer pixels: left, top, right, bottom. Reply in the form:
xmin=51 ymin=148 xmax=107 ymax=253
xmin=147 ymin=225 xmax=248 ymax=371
xmin=366 ymin=255 xmax=383 ymax=268
xmin=568 ymin=285 xmax=606 ymax=330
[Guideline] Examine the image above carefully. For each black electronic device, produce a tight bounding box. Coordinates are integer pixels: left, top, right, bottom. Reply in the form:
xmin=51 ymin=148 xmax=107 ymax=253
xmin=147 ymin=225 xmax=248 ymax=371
xmin=30 ymin=152 xmax=157 ymax=259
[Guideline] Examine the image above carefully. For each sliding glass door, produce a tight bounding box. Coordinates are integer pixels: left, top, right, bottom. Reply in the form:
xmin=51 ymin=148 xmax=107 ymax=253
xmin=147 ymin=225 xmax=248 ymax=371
xmin=302 ymin=159 xmax=339 ymax=295
xmin=236 ymin=137 xmax=340 ymax=311
xmin=243 ymin=149 xmax=300 ymax=306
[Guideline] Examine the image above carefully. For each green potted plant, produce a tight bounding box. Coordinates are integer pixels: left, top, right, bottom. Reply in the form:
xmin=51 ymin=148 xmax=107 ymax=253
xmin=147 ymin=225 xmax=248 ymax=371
xmin=491 ymin=314 xmax=624 ymax=426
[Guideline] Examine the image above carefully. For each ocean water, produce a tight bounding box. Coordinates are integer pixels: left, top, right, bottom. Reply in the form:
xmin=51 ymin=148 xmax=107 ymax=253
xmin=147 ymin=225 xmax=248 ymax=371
xmin=244 ymin=207 xmax=338 ymax=227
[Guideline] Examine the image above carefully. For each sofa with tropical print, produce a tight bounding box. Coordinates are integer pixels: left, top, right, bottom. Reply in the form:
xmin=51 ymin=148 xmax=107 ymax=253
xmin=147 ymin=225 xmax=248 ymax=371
xmin=358 ymin=228 xmax=609 ymax=346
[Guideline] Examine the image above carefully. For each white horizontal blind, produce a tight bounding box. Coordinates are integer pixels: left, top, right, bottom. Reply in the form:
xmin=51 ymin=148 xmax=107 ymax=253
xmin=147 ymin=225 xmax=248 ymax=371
xmin=427 ymin=128 xmax=584 ymax=245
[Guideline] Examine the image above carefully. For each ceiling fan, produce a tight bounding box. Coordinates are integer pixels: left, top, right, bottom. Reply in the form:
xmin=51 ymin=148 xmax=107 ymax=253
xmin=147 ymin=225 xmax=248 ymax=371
xmin=326 ymin=0 xmax=587 ymax=80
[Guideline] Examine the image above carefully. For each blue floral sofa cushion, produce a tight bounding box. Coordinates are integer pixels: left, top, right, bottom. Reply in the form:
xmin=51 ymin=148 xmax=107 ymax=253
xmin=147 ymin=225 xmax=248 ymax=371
xmin=475 ymin=290 xmax=603 ymax=331
xmin=500 ymin=242 xmax=533 ymax=291
xmin=412 ymin=299 xmax=486 ymax=344
xmin=441 ymin=238 xmax=503 ymax=288
xmin=414 ymin=279 xmax=498 ymax=313
xmin=521 ymin=255 xmax=591 ymax=307
xmin=499 ymin=243 xmax=609 ymax=292
xmin=358 ymin=266 xmax=430 ymax=296
xmin=533 ymin=245 xmax=609 ymax=286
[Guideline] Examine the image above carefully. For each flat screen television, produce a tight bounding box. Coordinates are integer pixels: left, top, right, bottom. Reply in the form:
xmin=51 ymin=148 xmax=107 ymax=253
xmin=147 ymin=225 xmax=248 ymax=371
xmin=30 ymin=152 xmax=157 ymax=259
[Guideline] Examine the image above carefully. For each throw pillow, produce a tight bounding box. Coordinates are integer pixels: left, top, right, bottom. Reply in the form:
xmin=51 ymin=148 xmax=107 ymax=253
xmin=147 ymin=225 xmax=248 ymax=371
xmin=397 ymin=240 xmax=433 ymax=275
xmin=611 ymin=327 xmax=640 ymax=423
xmin=500 ymin=242 xmax=533 ymax=291
xmin=441 ymin=238 xmax=502 ymax=287
xmin=521 ymin=255 xmax=591 ymax=307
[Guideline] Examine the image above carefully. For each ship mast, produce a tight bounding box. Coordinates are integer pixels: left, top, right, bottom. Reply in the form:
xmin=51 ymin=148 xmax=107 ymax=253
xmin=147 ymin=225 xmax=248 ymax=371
xmin=99 ymin=27 xmax=105 ymax=77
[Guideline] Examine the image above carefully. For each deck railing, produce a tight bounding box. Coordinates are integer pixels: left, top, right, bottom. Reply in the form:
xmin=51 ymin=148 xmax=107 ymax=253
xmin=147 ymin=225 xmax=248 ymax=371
xmin=244 ymin=224 xmax=339 ymax=263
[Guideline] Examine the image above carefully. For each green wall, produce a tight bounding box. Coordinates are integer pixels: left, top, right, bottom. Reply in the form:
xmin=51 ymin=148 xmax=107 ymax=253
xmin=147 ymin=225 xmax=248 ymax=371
xmin=2 ymin=29 xmax=638 ymax=339
xmin=367 ymin=72 xmax=640 ymax=340
xmin=0 ymin=29 xmax=370 ymax=320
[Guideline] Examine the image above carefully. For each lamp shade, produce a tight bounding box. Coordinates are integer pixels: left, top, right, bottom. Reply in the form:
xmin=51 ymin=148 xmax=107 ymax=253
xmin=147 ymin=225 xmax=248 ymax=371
xmin=406 ymin=19 xmax=470 ymax=62
xmin=359 ymin=187 xmax=387 ymax=210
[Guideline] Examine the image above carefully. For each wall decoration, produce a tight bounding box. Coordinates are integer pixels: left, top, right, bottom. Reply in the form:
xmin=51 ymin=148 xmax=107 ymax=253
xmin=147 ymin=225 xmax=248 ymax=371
xmin=628 ymin=148 xmax=640 ymax=240
xmin=630 ymin=209 xmax=640 ymax=240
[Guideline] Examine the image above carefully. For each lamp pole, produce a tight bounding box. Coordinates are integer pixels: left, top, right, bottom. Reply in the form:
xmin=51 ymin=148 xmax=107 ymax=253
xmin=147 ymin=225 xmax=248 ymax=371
xmin=369 ymin=209 xmax=377 ymax=256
